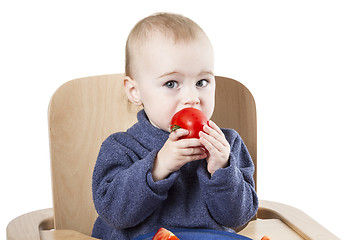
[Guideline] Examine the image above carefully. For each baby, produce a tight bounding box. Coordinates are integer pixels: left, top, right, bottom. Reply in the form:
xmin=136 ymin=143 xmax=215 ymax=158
xmin=92 ymin=12 xmax=258 ymax=240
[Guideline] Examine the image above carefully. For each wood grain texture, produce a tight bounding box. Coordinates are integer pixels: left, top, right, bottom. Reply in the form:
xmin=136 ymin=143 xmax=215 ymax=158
xmin=48 ymin=74 xmax=141 ymax=235
xmin=212 ymin=76 xmax=257 ymax=189
xmin=238 ymin=219 xmax=304 ymax=240
xmin=6 ymin=208 xmax=53 ymax=240
xmin=256 ymin=200 xmax=340 ymax=240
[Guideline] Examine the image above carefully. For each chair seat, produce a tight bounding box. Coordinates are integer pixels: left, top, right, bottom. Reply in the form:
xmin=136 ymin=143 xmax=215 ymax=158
xmin=41 ymin=229 xmax=99 ymax=240
xmin=40 ymin=219 xmax=303 ymax=240
xmin=7 ymin=200 xmax=339 ymax=240
xmin=238 ymin=219 xmax=304 ymax=240
xmin=41 ymin=220 xmax=301 ymax=240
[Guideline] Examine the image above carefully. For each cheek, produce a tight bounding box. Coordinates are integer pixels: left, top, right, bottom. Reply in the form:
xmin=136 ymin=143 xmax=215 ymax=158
xmin=143 ymin=95 xmax=177 ymax=121
xmin=205 ymin=102 xmax=215 ymax=120
xmin=145 ymin=106 xmax=176 ymax=132
xmin=202 ymin=88 xmax=216 ymax=120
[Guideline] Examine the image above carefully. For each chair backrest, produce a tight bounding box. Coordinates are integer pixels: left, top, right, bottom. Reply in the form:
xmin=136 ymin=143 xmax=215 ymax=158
xmin=48 ymin=74 xmax=257 ymax=235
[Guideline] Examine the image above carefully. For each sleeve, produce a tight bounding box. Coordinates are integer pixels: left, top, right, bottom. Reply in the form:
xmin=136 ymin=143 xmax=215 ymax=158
xmin=197 ymin=129 xmax=258 ymax=228
xmin=92 ymin=134 xmax=180 ymax=229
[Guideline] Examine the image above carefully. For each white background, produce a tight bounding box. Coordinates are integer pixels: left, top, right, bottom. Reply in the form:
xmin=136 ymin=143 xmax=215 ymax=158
xmin=1 ymin=0 xmax=347 ymax=239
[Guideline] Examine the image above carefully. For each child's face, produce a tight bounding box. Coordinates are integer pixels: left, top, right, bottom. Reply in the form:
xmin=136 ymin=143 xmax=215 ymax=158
xmin=130 ymin=32 xmax=215 ymax=132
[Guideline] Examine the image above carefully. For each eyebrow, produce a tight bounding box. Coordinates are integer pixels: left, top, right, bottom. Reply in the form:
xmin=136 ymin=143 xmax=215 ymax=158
xmin=157 ymin=71 xmax=214 ymax=79
xmin=157 ymin=71 xmax=182 ymax=79
xmin=199 ymin=71 xmax=214 ymax=77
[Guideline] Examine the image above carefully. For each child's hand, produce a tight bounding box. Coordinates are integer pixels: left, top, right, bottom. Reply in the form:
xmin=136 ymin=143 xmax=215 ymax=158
xmin=152 ymin=128 xmax=207 ymax=181
xmin=199 ymin=120 xmax=230 ymax=175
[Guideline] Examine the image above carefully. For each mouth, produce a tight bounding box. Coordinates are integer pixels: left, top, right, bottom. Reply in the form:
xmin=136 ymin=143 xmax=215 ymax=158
xmin=178 ymin=106 xmax=201 ymax=112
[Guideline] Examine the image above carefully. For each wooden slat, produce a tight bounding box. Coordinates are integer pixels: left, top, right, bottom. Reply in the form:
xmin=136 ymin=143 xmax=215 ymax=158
xmin=48 ymin=74 xmax=141 ymax=234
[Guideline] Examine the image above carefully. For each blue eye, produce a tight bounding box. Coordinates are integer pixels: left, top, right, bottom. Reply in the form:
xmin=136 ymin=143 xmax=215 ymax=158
xmin=165 ymin=81 xmax=178 ymax=89
xmin=196 ymin=79 xmax=208 ymax=87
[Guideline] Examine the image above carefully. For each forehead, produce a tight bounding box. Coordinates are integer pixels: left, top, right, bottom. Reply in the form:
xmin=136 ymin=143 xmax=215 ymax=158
xmin=132 ymin=31 xmax=214 ymax=76
xmin=130 ymin=29 xmax=201 ymax=56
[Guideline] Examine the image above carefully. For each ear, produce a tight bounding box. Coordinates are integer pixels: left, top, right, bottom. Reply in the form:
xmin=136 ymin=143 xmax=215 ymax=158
xmin=124 ymin=76 xmax=142 ymax=106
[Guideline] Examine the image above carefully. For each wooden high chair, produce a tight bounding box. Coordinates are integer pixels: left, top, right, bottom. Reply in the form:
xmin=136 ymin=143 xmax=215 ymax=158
xmin=6 ymin=74 xmax=339 ymax=240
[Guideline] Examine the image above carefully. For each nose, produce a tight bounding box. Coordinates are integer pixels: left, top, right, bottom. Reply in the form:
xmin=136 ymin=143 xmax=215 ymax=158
xmin=182 ymin=88 xmax=200 ymax=106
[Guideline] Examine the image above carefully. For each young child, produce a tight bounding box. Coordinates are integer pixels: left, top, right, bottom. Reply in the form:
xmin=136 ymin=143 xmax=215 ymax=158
xmin=92 ymin=12 xmax=258 ymax=240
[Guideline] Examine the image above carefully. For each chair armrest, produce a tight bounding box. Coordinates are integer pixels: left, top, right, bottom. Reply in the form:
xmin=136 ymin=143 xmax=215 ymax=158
xmin=7 ymin=208 xmax=54 ymax=240
xmin=258 ymin=200 xmax=339 ymax=240
xmin=40 ymin=229 xmax=100 ymax=240
xmin=7 ymin=208 xmax=99 ymax=240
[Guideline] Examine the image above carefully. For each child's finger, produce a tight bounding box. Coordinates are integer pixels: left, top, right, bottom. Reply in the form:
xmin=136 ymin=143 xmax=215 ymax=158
xmin=200 ymin=134 xmax=214 ymax=151
xmin=169 ymin=128 xmax=189 ymax=141
xmin=207 ymin=120 xmax=224 ymax=136
xmin=173 ymin=138 xmax=205 ymax=153
xmin=203 ymin=123 xmax=229 ymax=148
xmin=183 ymin=148 xmax=208 ymax=162
xmin=199 ymin=131 xmax=224 ymax=152
xmin=181 ymin=146 xmax=206 ymax=157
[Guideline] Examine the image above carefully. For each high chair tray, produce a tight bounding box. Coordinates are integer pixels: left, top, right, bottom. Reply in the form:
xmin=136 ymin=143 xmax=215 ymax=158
xmin=132 ymin=228 xmax=252 ymax=240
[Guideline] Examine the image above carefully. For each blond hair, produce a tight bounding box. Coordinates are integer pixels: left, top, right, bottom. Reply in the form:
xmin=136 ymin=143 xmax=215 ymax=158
xmin=125 ymin=12 xmax=205 ymax=78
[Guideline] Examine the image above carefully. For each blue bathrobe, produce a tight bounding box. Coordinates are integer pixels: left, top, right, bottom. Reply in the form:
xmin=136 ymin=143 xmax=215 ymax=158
xmin=92 ymin=110 xmax=258 ymax=240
